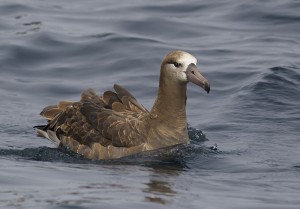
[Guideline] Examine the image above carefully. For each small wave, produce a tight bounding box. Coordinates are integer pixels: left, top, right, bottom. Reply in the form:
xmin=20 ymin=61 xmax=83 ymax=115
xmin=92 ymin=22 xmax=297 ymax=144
xmin=238 ymin=66 xmax=300 ymax=108
xmin=187 ymin=125 xmax=209 ymax=143
xmin=138 ymin=3 xmax=210 ymax=14
xmin=87 ymin=32 xmax=164 ymax=46
xmin=250 ymin=66 xmax=300 ymax=104
xmin=230 ymin=65 xmax=300 ymax=127
xmin=23 ymin=21 xmax=42 ymax=26
xmin=0 ymin=146 xmax=85 ymax=163
xmin=0 ymin=3 xmax=34 ymax=15
xmin=227 ymin=1 xmax=300 ymax=25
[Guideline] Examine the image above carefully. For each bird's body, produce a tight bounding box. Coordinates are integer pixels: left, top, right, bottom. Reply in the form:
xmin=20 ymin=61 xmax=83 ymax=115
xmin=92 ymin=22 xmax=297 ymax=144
xmin=36 ymin=51 xmax=210 ymax=160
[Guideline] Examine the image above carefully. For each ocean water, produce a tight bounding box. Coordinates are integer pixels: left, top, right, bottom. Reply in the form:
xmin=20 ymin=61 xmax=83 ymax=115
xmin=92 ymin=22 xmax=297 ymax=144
xmin=0 ymin=0 xmax=300 ymax=208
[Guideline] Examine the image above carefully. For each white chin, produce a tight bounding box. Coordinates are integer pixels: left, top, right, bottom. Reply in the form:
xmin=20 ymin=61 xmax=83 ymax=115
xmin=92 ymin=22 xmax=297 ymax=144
xmin=178 ymin=71 xmax=188 ymax=82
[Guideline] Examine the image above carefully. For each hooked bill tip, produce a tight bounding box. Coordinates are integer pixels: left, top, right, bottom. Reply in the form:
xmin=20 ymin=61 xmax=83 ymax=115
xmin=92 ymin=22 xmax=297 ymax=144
xmin=205 ymin=82 xmax=210 ymax=94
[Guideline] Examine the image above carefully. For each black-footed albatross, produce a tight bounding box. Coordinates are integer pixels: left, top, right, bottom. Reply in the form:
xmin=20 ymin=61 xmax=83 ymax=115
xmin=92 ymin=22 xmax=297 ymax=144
xmin=35 ymin=51 xmax=210 ymax=160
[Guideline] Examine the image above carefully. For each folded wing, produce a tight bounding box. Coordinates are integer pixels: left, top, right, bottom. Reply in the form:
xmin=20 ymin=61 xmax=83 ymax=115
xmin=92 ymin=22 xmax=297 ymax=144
xmin=38 ymin=84 xmax=150 ymax=150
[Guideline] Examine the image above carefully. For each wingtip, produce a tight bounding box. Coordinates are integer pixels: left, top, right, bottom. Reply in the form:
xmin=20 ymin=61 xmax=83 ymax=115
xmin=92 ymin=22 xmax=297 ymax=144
xmin=113 ymin=83 xmax=121 ymax=91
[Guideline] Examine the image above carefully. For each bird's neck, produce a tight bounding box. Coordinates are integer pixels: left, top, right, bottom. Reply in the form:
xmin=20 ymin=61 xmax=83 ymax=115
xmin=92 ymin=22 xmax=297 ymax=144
xmin=151 ymin=72 xmax=188 ymax=130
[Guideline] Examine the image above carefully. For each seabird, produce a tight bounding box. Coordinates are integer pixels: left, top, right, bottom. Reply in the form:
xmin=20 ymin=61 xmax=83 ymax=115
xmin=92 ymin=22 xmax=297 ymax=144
xmin=35 ymin=51 xmax=210 ymax=160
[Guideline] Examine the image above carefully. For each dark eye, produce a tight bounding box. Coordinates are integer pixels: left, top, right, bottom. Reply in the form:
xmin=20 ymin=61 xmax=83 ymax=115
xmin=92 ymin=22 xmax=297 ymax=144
xmin=173 ymin=62 xmax=180 ymax=68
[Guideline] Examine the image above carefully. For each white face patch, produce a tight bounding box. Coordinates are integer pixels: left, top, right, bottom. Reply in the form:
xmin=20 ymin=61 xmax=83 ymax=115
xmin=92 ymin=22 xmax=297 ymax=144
xmin=164 ymin=51 xmax=198 ymax=83
xmin=179 ymin=53 xmax=197 ymax=71
xmin=177 ymin=71 xmax=188 ymax=81
xmin=176 ymin=52 xmax=197 ymax=82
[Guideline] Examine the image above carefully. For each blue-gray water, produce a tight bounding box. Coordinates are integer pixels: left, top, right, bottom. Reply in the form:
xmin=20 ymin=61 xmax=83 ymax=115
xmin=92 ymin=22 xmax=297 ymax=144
xmin=1 ymin=0 xmax=300 ymax=208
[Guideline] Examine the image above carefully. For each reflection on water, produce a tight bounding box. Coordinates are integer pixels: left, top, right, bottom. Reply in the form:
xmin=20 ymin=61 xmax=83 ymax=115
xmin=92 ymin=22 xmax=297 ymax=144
xmin=144 ymin=180 xmax=176 ymax=204
xmin=143 ymin=167 xmax=181 ymax=205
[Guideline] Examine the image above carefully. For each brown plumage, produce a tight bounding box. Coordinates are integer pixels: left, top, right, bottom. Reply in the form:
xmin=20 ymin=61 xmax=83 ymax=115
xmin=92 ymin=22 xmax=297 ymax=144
xmin=35 ymin=51 xmax=210 ymax=160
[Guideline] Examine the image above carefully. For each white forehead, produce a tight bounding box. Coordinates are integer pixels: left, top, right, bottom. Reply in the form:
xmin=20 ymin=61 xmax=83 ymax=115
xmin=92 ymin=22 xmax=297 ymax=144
xmin=178 ymin=52 xmax=197 ymax=66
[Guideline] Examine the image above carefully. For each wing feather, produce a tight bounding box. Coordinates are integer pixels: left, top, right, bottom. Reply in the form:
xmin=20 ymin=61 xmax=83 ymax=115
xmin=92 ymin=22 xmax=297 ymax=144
xmin=114 ymin=84 xmax=148 ymax=112
xmin=38 ymin=84 xmax=150 ymax=154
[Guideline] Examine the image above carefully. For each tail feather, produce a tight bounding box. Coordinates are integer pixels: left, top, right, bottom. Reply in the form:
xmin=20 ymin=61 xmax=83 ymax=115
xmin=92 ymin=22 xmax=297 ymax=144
xmin=33 ymin=125 xmax=47 ymax=130
xmin=34 ymin=125 xmax=61 ymax=146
